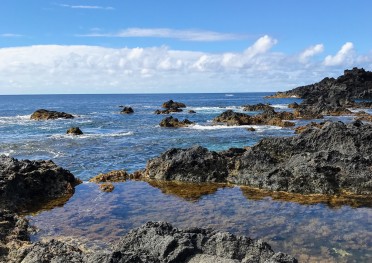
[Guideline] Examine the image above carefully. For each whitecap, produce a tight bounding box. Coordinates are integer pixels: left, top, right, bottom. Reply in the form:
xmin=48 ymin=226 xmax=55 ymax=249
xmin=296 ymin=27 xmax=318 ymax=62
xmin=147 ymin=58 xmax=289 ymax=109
xmin=189 ymin=124 xmax=282 ymax=131
xmin=271 ymin=104 xmax=288 ymax=109
xmin=50 ymin=131 xmax=134 ymax=139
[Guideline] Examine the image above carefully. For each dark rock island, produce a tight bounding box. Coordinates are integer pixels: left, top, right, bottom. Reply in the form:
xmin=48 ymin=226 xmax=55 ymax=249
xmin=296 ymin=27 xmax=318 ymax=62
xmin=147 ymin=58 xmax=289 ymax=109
xmin=30 ymin=109 xmax=74 ymax=120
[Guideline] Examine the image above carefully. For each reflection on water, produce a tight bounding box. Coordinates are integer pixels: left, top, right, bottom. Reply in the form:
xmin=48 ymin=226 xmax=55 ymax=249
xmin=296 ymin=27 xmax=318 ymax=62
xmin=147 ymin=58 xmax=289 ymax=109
xmin=28 ymin=181 xmax=372 ymax=262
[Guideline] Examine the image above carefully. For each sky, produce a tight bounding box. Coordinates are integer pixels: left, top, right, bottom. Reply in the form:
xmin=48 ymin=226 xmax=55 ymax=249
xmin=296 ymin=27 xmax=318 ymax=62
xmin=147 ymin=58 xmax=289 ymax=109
xmin=0 ymin=0 xmax=372 ymax=94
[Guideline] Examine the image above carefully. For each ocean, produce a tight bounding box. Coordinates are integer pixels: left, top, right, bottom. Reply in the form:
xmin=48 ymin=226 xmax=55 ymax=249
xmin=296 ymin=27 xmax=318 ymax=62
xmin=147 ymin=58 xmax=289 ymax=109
xmin=1 ymin=93 xmax=370 ymax=262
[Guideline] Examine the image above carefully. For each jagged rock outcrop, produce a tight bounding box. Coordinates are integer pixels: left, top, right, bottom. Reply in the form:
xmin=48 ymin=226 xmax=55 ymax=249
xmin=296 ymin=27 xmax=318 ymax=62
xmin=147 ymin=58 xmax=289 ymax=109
xmin=66 ymin=127 xmax=83 ymax=135
xmin=144 ymin=146 xmax=229 ymax=182
xmin=120 ymin=107 xmax=134 ymax=114
xmin=90 ymin=221 xmax=297 ymax=263
xmin=213 ymin=109 xmax=295 ymax=127
xmin=159 ymin=116 xmax=194 ymax=128
xmin=0 ymin=155 xmax=81 ymax=211
xmin=155 ymin=100 xmax=187 ymax=114
xmin=242 ymin=103 xmax=274 ymax=111
xmin=162 ymin=100 xmax=186 ymax=109
xmin=142 ymin=121 xmax=372 ymax=195
xmin=268 ymin=68 xmax=372 ymax=118
xmin=30 ymin=109 xmax=74 ymax=120
xmin=0 ymin=156 xmax=81 ymax=262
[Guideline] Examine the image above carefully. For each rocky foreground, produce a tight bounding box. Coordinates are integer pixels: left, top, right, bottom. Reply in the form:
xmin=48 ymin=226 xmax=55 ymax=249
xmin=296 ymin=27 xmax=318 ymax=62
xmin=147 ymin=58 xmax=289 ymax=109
xmin=143 ymin=120 xmax=372 ymax=195
xmin=0 ymin=156 xmax=296 ymax=263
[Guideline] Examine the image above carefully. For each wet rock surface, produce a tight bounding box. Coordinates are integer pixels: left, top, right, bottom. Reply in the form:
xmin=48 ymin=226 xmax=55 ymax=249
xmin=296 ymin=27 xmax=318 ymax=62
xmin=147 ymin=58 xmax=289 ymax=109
xmin=30 ymin=109 xmax=74 ymax=120
xmin=67 ymin=127 xmax=83 ymax=135
xmin=162 ymin=100 xmax=186 ymax=109
xmin=159 ymin=116 xmax=194 ymax=128
xmin=0 ymin=155 xmax=81 ymax=211
xmin=0 ymin=155 xmax=82 ymax=262
xmin=242 ymin=103 xmax=274 ymax=112
xmin=213 ymin=109 xmax=295 ymax=127
xmin=143 ymin=121 xmax=372 ymax=195
xmin=120 ymin=107 xmax=134 ymax=114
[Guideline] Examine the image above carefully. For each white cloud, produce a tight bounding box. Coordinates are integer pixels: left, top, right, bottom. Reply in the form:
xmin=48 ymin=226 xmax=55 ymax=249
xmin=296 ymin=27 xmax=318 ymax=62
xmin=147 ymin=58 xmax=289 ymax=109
xmin=0 ymin=33 xmax=23 ymax=37
xmin=79 ymin=27 xmax=246 ymax=42
xmin=58 ymin=4 xmax=114 ymax=10
xmin=0 ymin=38 xmax=370 ymax=94
xmin=299 ymin=44 xmax=324 ymax=63
xmin=244 ymin=35 xmax=277 ymax=58
xmin=324 ymin=42 xmax=354 ymax=66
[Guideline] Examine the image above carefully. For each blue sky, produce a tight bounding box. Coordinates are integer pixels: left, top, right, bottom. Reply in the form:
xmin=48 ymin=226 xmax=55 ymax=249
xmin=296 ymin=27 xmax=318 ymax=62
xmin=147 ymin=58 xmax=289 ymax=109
xmin=0 ymin=0 xmax=371 ymax=94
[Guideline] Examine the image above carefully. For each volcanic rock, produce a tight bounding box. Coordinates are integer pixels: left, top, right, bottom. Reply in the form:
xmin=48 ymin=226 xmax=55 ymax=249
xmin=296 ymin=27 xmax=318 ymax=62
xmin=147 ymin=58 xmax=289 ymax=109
xmin=66 ymin=127 xmax=83 ymax=135
xmin=30 ymin=109 xmax=74 ymax=120
xmin=120 ymin=107 xmax=134 ymax=114
xmin=159 ymin=116 xmax=194 ymax=128
xmin=144 ymin=146 xmax=229 ymax=182
xmin=92 ymin=221 xmax=297 ymax=263
xmin=162 ymin=100 xmax=186 ymax=109
xmin=142 ymin=121 xmax=372 ymax=195
xmin=242 ymin=103 xmax=274 ymax=111
xmin=0 ymin=155 xmax=81 ymax=211
xmin=155 ymin=108 xmax=183 ymax=114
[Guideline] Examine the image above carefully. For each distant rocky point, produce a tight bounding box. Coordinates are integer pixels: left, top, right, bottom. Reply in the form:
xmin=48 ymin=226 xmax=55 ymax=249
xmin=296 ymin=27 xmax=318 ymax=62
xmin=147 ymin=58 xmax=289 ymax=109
xmin=267 ymin=67 xmax=372 ymax=119
xmin=30 ymin=109 xmax=74 ymax=120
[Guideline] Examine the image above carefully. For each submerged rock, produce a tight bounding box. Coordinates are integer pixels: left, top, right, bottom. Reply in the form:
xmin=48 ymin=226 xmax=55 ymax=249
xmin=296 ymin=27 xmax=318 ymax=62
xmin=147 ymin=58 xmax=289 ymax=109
xmin=89 ymin=170 xmax=130 ymax=183
xmin=30 ymin=109 xmax=74 ymax=120
xmin=159 ymin=116 xmax=194 ymax=128
xmin=66 ymin=127 xmax=83 ymax=135
xmin=142 ymin=121 xmax=372 ymax=195
xmin=155 ymin=108 xmax=183 ymax=114
xmin=0 ymin=155 xmax=81 ymax=211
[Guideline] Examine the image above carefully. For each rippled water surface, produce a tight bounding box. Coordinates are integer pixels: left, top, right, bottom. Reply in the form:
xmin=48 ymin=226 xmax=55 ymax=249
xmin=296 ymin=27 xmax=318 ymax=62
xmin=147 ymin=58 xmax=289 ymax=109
xmin=1 ymin=93 xmax=370 ymax=262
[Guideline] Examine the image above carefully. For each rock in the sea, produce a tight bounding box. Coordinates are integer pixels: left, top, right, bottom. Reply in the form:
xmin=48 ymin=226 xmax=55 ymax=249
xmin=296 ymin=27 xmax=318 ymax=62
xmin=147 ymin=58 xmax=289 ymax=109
xmin=242 ymin=103 xmax=274 ymax=111
xmin=155 ymin=108 xmax=183 ymax=114
xmin=288 ymin=102 xmax=299 ymax=109
xmin=89 ymin=170 xmax=130 ymax=183
xmin=144 ymin=146 xmax=229 ymax=182
xmin=66 ymin=127 xmax=83 ymax=135
xmin=92 ymin=221 xmax=297 ymax=263
xmin=159 ymin=116 xmax=194 ymax=128
xmin=99 ymin=183 xmax=115 ymax=192
xmin=162 ymin=100 xmax=186 ymax=109
xmin=120 ymin=106 xmax=134 ymax=114
xmin=142 ymin=121 xmax=372 ymax=195
xmin=213 ymin=109 xmax=295 ymax=127
xmin=0 ymin=155 xmax=81 ymax=210
xmin=188 ymin=110 xmax=196 ymax=114
xmin=30 ymin=109 xmax=74 ymax=120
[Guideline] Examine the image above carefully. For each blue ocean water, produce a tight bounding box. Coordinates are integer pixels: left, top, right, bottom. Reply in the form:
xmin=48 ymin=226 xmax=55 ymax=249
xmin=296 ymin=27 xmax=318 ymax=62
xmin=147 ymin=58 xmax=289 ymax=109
xmin=1 ymin=93 xmax=371 ymax=261
xmin=0 ymin=93 xmax=300 ymax=180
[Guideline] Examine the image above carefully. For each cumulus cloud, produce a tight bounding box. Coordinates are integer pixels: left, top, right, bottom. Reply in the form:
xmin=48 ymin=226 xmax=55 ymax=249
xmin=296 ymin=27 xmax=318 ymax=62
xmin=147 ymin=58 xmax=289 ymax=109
xmin=79 ymin=27 xmax=246 ymax=42
xmin=299 ymin=44 xmax=324 ymax=63
xmin=324 ymin=42 xmax=354 ymax=66
xmin=244 ymin=35 xmax=278 ymax=58
xmin=58 ymin=4 xmax=114 ymax=10
xmin=0 ymin=37 xmax=370 ymax=94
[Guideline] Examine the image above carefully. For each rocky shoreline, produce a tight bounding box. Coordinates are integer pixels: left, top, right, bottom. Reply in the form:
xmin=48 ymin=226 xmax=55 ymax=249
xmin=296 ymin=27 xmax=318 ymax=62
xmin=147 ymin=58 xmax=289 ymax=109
xmin=141 ymin=120 xmax=372 ymax=195
xmin=0 ymin=156 xmax=297 ymax=263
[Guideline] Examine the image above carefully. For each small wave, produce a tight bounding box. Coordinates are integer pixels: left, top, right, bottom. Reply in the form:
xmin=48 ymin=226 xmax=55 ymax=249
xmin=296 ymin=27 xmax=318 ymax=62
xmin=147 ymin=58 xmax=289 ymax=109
xmin=0 ymin=115 xmax=31 ymax=125
xmin=187 ymin=106 xmax=242 ymax=113
xmin=189 ymin=124 xmax=282 ymax=131
xmin=50 ymin=131 xmax=134 ymax=139
xmin=271 ymin=104 xmax=288 ymax=109
xmin=225 ymin=94 xmax=234 ymax=97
